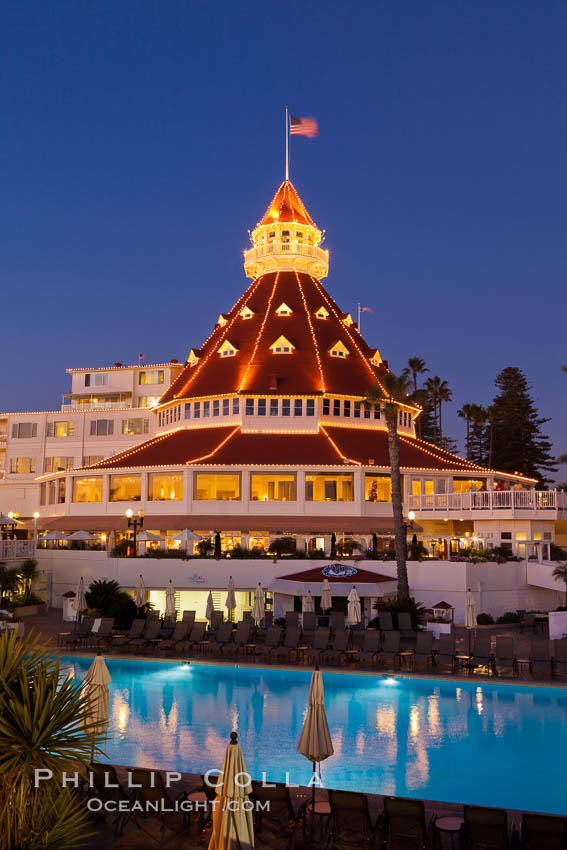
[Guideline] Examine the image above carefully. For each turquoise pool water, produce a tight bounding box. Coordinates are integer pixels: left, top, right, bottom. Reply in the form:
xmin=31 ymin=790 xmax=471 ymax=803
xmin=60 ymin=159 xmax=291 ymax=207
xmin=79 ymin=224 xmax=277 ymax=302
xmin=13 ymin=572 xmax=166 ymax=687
xmin=63 ymin=657 xmax=567 ymax=815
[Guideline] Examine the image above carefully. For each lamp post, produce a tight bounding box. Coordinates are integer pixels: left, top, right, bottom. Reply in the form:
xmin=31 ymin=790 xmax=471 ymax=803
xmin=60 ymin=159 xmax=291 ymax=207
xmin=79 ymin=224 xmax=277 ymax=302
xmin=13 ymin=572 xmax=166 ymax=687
xmin=403 ymin=510 xmax=416 ymax=559
xmin=33 ymin=512 xmax=40 ymax=548
xmin=126 ymin=509 xmax=144 ymax=557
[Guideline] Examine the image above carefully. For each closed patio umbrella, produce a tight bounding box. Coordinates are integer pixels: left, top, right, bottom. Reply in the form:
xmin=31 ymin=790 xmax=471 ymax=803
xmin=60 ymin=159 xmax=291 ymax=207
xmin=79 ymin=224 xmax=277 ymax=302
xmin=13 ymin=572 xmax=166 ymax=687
xmin=347 ymin=586 xmax=361 ymax=626
xmin=83 ymin=653 xmax=112 ymax=756
xmin=165 ymin=580 xmax=176 ymax=619
xmin=297 ymin=668 xmax=334 ymax=824
xmin=206 ymin=591 xmax=215 ymax=621
xmin=75 ymin=576 xmax=87 ymax=616
xmin=214 ymin=531 xmax=222 ymax=558
xmin=321 ymin=579 xmax=332 ymax=612
xmin=208 ymin=731 xmax=254 ymax=850
xmin=225 ymin=576 xmax=236 ymax=621
xmin=302 ymin=590 xmax=314 ymax=613
xmin=465 ymin=588 xmax=477 ymax=655
xmin=135 ymin=574 xmax=146 ymax=609
xmin=252 ymin=582 xmax=264 ymax=626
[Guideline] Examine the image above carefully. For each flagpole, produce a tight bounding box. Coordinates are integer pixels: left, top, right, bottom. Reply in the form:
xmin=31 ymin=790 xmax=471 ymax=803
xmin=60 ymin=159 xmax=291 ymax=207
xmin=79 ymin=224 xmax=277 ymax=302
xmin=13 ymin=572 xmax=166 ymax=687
xmin=357 ymin=302 xmax=361 ymax=334
xmin=285 ymin=104 xmax=289 ymax=181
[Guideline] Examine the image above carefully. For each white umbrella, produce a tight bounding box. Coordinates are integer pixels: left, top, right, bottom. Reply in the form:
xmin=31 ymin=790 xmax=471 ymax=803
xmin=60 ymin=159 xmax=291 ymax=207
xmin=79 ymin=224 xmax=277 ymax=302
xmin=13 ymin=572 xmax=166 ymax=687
xmin=302 ymin=590 xmax=315 ymax=613
xmin=208 ymin=731 xmax=254 ymax=850
xmin=297 ymin=669 xmax=334 ymax=821
xmin=321 ymin=578 xmax=332 ymax=612
xmin=83 ymin=654 xmax=112 ymax=756
xmin=165 ymin=580 xmax=176 ymax=618
xmin=347 ymin=586 xmax=361 ymax=626
xmin=40 ymin=530 xmax=68 ymax=541
xmin=75 ymin=576 xmax=87 ymax=614
xmin=225 ymin=576 xmax=236 ymax=617
xmin=465 ymin=588 xmax=477 ymax=655
xmin=206 ymin=591 xmax=215 ymax=621
xmin=135 ymin=575 xmax=146 ymax=609
xmin=252 ymin=582 xmax=265 ymax=626
xmin=0 ymin=513 xmax=18 ymax=526
xmin=169 ymin=529 xmax=202 ymax=542
xmin=67 ymin=530 xmax=97 ymax=541
xmin=136 ymin=530 xmax=165 ymax=542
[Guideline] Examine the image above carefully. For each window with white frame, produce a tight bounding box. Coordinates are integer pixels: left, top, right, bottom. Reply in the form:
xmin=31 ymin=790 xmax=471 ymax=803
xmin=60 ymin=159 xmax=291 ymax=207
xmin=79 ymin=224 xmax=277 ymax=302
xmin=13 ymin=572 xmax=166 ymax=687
xmin=138 ymin=370 xmax=164 ymax=385
xmin=44 ymin=456 xmax=74 ymax=473
xmin=11 ymin=422 xmax=38 ymax=438
xmin=10 ymin=457 xmax=36 ymax=473
xmin=85 ymin=373 xmax=108 ymax=387
xmin=90 ymin=419 xmax=114 ymax=436
xmin=47 ymin=421 xmax=75 ymax=438
xmin=121 ymin=418 xmax=149 ymax=435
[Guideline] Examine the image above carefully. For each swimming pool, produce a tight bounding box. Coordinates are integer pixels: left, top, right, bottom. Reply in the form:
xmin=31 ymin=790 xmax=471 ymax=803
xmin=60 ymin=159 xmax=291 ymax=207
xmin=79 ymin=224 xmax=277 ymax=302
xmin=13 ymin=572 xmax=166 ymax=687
xmin=63 ymin=657 xmax=567 ymax=815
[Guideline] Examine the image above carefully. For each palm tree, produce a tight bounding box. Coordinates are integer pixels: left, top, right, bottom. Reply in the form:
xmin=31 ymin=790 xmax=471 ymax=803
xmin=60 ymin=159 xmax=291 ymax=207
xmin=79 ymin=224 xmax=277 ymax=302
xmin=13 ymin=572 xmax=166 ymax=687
xmin=424 ymin=376 xmax=452 ymax=444
xmin=552 ymin=562 xmax=567 ymax=607
xmin=18 ymin=558 xmax=39 ymax=603
xmin=402 ymin=357 xmax=429 ymax=394
xmin=0 ymin=564 xmax=21 ymax=604
xmin=470 ymin=404 xmax=488 ymax=465
xmin=366 ymin=371 xmax=412 ymax=598
xmin=486 ymin=404 xmax=497 ymax=468
xmin=457 ymin=403 xmax=476 ymax=459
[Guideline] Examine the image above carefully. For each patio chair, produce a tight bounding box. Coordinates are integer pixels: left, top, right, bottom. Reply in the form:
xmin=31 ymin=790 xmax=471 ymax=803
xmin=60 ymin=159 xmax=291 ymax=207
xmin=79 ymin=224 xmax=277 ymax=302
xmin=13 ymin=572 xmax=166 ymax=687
xmin=435 ymin=632 xmax=456 ymax=672
xmin=331 ymin=611 xmax=345 ymax=632
xmin=411 ymin=631 xmax=435 ymax=670
xmin=184 ymin=774 xmax=216 ymax=833
xmin=382 ymin=796 xmax=430 ymax=850
xmin=553 ymin=638 xmax=567 ymax=677
xmin=376 ymin=631 xmax=401 ymax=667
xmin=210 ymin=611 xmax=224 ymax=631
xmin=205 ymin=621 xmax=234 ymax=654
xmin=521 ymin=812 xmax=567 ymax=850
xmin=126 ymin=618 xmax=161 ymax=652
xmin=272 ymin=626 xmax=302 ymax=661
xmin=221 ymin=620 xmax=251 ymax=655
xmin=397 ymin=612 xmax=416 ymax=640
xmin=182 ymin=609 xmax=196 ymax=625
xmin=285 ymin=611 xmax=300 ymax=628
xmin=322 ymin=630 xmax=349 ymax=665
xmin=327 ymin=788 xmax=380 ymax=850
xmin=305 ymin=627 xmax=330 ymax=664
xmin=62 ymin=617 xmax=95 ymax=647
xmin=302 ymin=611 xmax=317 ymax=641
xmin=463 ymin=805 xmax=509 ymax=849
xmin=129 ymin=768 xmax=185 ymax=828
xmin=158 ymin=615 xmax=176 ymax=639
xmin=242 ymin=610 xmax=252 ymax=622
xmin=378 ymin=611 xmax=394 ymax=633
xmin=530 ymin=638 xmax=554 ymax=678
xmin=251 ymin=781 xmax=302 ymax=848
xmin=158 ymin=620 xmax=191 ymax=652
xmin=493 ymin=637 xmax=516 ymax=677
xmin=254 ymin=625 xmax=283 ymax=659
xmin=470 ymin=633 xmax=493 ymax=675
xmin=109 ymin=618 xmax=145 ymax=649
xmin=176 ymin=621 xmax=207 ymax=654
xmin=83 ymin=618 xmax=115 ymax=649
xmin=90 ymin=764 xmax=133 ymax=836
xmin=357 ymin=629 xmax=381 ymax=664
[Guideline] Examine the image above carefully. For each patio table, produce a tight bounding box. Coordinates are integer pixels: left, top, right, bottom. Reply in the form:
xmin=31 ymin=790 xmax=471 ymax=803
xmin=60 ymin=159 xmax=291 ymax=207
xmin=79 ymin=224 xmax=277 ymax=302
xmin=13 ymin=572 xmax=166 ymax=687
xmin=434 ymin=815 xmax=464 ymax=848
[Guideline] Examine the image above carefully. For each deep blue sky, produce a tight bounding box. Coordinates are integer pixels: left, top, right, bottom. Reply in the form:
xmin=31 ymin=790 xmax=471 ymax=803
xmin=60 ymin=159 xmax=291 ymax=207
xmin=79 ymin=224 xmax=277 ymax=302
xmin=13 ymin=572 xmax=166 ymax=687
xmin=1 ymin=1 xmax=565 ymax=467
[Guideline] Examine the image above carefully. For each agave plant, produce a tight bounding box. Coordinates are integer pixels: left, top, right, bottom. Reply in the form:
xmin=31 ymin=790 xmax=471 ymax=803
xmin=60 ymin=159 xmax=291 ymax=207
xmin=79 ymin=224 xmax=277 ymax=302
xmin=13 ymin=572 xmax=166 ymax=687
xmin=0 ymin=629 xmax=104 ymax=849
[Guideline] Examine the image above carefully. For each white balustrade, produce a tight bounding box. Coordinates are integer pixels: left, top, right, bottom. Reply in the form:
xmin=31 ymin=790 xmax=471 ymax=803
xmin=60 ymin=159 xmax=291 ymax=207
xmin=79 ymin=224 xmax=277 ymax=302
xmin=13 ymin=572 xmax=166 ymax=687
xmin=0 ymin=540 xmax=35 ymax=560
xmin=408 ymin=489 xmax=561 ymax=515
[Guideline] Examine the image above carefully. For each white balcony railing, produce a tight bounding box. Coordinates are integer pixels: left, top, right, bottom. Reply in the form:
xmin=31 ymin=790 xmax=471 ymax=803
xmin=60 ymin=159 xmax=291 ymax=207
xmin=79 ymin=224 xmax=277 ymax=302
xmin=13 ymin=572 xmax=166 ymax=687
xmin=244 ymin=242 xmax=328 ymax=265
xmin=0 ymin=540 xmax=35 ymax=560
xmin=408 ymin=489 xmax=562 ymax=514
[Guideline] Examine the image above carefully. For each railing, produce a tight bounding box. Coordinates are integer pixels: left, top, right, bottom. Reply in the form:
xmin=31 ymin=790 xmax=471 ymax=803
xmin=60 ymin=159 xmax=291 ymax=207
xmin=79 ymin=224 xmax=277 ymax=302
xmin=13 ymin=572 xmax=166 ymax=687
xmin=0 ymin=540 xmax=35 ymax=560
xmin=408 ymin=489 xmax=561 ymax=513
xmin=61 ymin=399 xmax=133 ymax=410
xmin=244 ymin=242 xmax=328 ymax=265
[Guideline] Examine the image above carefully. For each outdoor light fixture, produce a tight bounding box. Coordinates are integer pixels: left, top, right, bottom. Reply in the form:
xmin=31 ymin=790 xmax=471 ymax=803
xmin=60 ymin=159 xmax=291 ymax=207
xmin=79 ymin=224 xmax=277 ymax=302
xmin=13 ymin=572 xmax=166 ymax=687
xmin=125 ymin=508 xmax=144 ymax=557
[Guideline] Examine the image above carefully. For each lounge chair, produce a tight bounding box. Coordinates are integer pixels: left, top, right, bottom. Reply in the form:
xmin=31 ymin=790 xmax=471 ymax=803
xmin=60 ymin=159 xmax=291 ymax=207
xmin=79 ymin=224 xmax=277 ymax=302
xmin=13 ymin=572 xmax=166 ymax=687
xmin=158 ymin=615 xmax=176 ymax=639
xmin=331 ymin=611 xmax=345 ymax=632
xmin=493 ymin=637 xmax=516 ymax=677
xmin=272 ymin=626 xmax=302 ymax=661
xmin=176 ymin=621 xmax=207 ymax=654
xmin=357 ymin=630 xmax=381 ymax=664
xmin=470 ymin=633 xmax=493 ymax=675
xmin=83 ymin=618 xmax=115 ymax=649
xmin=305 ymin=628 xmax=330 ymax=664
xmin=397 ymin=612 xmax=416 ymax=640
xmin=376 ymin=631 xmax=401 ymax=667
xmin=327 ymin=789 xmax=379 ymax=850
xmin=222 ymin=620 xmax=251 ymax=655
xmin=126 ymin=618 xmax=161 ymax=652
xmin=302 ymin=611 xmax=317 ymax=641
xmin=251 ymin=781 xmax=302 ymax=848
xmin=382 ymin=796 xmax=430 ymax=850
xmin=378 ymin=611 xmax=394 ymax=633
xmin=464 ymin=805 xmax=509 ymax=849
xmin=435 ymin=633 xmax=456 ymax=672
xmin=205 ymin=621 xmax=234 ymax=654
xmin=210 ymin=611 xmax=224 ymax=631
xmin=62 ymin=617 xmax=95 ymax=647
xmin=158 ymin=620 xmax=191 ymax=652
xmin=285 ymin=611 xmax=300 ymax=628
xmin=553 ymin=638 xmax=567 ymax=677
xmin=530 ymin=638 xmax=554 ymax=678
xmin=182 ymin=609 xmax=196 ymax=624
xmin=411 ymin=631 xmax=435 ymax=670
xmin=254 ymin=625 xmax=283 ymax=660
xmin=322 ymin=630 xmax=349 ymax=665
xmin=109 ymin=618 xmax=145 ymax=649
xmin=521 ymin=812 xmax=567 ymax=849
xmin=129 ymin=768 xmax=184 ymax=828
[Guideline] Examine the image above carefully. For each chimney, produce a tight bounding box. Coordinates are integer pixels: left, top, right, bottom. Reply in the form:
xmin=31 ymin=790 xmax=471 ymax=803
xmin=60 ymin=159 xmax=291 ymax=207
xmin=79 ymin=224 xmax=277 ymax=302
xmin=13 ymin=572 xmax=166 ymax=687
xmin=170 ymin=358 xmax=178 ymax=364
xmin=114 ymin=362 xmax=122 ymax=367
xmin=269 ymin=375 xmax=279 ymax=391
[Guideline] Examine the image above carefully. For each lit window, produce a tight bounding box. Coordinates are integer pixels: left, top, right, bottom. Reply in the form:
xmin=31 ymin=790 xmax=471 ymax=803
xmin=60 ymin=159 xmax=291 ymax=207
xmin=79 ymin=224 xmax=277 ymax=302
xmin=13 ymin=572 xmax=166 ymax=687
xmin=72 ymin=477 xmax=103 ymax=503
xmin=258 ymin=399 xmax=266 ymax=416
xmin=44 ymin=456 xmax=74 ymax=473
xmin=149 ymin=473 xmax=183 ymax=501
xmin=218 ymin=340 xmax=238 ymax=358
xmin=10 ymin=457 xmax=36 ymax=474
xmin=109 ymin=474 xmax=142 ymax=502
xmin=217 ymin=314 xmax=228 ymax=327
xmin=306 ymin=399 xmax=315 ymax=416
xmin=270 ymin=335 xmax=295 ymax=354
xmin=194 ymin=473 xmax=240 ymax=501
xmin=342 ymin=313 xmax=354 ymax=326
xmin=188 ymin=349 xmax=201 ymax=367
xmin=138 ymin=396 xmax=160 ymax=408
xmin=82 ymin=455 xmax=104 ymax=466
xmin=329 ymin=341 xmax=349 ymax=358
xmin=365 ymin=475 xmax=392 ymax=502
xmin=47 ymin=421 xmax=75 ymax=438
xmin=251 ymin=473 xmax=296 ymax=501
xmin=315 ymin=306 xmax=329 ymax=320
xmin=138 ymin=370 xmax=164 ymax=385
xmin=296 ymin=231 xmax=304 ymax=242
xmin=281 ymin=230 xmax=290 ymax=244
xmin=370 ymin=349 xmax=382 ymax=366
xmin=270 ymin=399 xmax=278 ymax=416
xmin=276 ymin=303 xmax=292 ymax=316
xmin=294 ymin=399 xmax=303 ymax=416
xmin=121 ymin=418 xmax=149 ymax=435
xmin=305 ymin=473 xmax=354 ymax=502
xmin=240 ymin=306 xmax=254 ymax=320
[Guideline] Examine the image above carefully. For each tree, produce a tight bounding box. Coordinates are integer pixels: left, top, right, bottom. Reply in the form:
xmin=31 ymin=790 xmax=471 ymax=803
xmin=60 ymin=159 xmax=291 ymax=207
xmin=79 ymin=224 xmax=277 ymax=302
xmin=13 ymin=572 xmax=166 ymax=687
xmin=424 ymin=376 xmax=452 ymax=444
xmin=366 ymin=371 xmax=411 ymax=598
xmin=402 ymin=357 xmax=430 ymax=440
xmin=402 ymin=357 xmax=429 ymax=394
xmin=552 ymin=562 xmax=567 ymax=607
xmin=18 ymin=559 xmax=39 ymax=603
xmin=469 ymin=404 xmax=488 ymax=466
xmin=0 ymin=565 xmax=21 ymax=604
xmin=457 ymin=404 xmax=476 ymax=459
xmin=489 ymin=367 xmax=556 ymax=485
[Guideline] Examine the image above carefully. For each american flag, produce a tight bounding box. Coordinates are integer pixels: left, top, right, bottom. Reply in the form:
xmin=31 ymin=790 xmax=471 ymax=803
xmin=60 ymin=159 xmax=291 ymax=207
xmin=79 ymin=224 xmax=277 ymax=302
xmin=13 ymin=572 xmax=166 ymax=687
xmin=138 ymin=353 xmax=146 ymax=360
xmin=290 ymin=115 xmax=318 ymax=138
xmin=360 ymin=307 xmax=373 ymax=314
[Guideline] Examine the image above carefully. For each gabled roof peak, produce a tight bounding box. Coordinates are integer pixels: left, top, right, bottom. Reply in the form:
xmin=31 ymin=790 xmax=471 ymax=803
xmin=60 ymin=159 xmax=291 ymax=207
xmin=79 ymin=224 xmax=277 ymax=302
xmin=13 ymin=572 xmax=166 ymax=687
xmin=257 ymin=180 xmax=317 ymax=229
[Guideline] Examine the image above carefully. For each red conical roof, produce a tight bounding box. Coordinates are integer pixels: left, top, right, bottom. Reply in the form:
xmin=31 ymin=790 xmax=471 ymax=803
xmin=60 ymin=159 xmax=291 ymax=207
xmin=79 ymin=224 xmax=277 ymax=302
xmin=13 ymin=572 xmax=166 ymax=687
xmin=257 ymin=180 xmax=317 ymax=228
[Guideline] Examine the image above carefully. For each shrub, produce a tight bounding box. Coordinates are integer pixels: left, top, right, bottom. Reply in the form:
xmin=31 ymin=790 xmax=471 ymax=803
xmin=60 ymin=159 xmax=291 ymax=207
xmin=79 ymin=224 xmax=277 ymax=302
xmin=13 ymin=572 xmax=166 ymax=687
xmin=496 ymin=611 xmax=520 ymax=624
xmin=336 ymin=538 xmax=361 ymax=557
xmin=197 ymin=538 xmax=213 ymax=558
xmin=477 ymin=612 xmax=494 ymax=625
xmin=268 ymin=537 xmax=297 ymax=557
xmin=111 ymin=539 xmax=130 ymax=558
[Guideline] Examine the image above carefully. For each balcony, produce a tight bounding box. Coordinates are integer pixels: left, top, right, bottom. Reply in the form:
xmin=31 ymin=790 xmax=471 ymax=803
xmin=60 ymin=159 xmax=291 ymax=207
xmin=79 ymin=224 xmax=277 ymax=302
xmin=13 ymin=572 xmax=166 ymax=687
xmin=408 ymin=489 xmax=567 ymax=519
xmin=244 ymin=241 xmax=329 ymax=279
xmin=61 ymin=394 xmax=132 ymax=410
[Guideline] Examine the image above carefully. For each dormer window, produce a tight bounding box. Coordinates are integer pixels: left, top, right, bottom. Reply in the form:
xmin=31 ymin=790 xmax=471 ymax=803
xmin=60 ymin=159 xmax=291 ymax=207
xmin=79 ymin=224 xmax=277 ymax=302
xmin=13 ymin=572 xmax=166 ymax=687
xmin=270 ymin=335 xmax=295 ymax=354
xmin=315 ymin=306 xmax=329 ymax=320
xmin=370 ymin=349 xmax=382 ymax=366
xmin=218 ymin=340 xmax=238 ymax=358
xmin=276 ymin=302 xmax=292 ymax=317
xmin=217 ymin=314 xmax=229 ymax=327
xmin=240 ymin=306 xmax=254 ymax=320
xmin=342 ymin=313 xmax=354 ymax=326
xmin=188 ymin=349 xmax=201 ymax=367
xmin=329 ymin=341 xmax=350 ymax=358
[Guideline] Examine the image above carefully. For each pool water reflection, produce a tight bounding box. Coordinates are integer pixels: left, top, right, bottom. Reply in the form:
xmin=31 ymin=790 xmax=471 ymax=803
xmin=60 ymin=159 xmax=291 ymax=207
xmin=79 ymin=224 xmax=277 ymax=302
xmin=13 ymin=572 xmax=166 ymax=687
xmin=63 ymin=658 xmax=567 ymax=815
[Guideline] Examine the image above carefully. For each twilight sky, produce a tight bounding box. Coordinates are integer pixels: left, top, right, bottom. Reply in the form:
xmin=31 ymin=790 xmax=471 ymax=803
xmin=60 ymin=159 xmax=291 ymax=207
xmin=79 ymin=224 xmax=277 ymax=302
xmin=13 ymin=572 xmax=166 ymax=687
xmin=1 ymin=1 xmax=565 ymax=468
